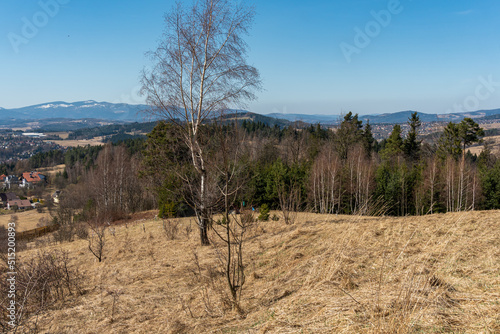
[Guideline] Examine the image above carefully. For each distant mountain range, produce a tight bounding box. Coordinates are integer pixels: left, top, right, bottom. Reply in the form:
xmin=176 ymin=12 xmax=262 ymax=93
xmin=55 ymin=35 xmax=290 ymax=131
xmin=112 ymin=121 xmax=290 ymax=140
xmin=267 ymin=109 xmax=500 ymax=124
xmin=1 ymin=101 xmax=500 ymax=128
xmin=0 ymin=101 xmax=150 ymax=125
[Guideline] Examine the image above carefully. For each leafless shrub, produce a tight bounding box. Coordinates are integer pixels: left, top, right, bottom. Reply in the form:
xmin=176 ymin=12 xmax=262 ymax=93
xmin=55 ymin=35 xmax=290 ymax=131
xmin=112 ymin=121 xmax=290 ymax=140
xmin=87 ymin=220 xmax=107 ymax=262
xmin=278 ymin=182 xmax=300 ymax=225
xmin=211 ymin=211 xmax=254 ymax=313
xmin=162 ymin=219 xmax=179 ymax=240
xmin=0 ymin=250 xmax=82 ymax=332
xmin=185 ymin=220 xmax=193 ymax=239
xmin=74 ymin=222 xmax=89 ymax=240
xmin=52 ymin=224 xmax=74 ymax=244
xmin=34 ymin=235 xmax=51 ymax=249
xmin=107 ymin=289 xmax=123 ymax=323
xmin=240 ymin=211 xmax=255 ymax=231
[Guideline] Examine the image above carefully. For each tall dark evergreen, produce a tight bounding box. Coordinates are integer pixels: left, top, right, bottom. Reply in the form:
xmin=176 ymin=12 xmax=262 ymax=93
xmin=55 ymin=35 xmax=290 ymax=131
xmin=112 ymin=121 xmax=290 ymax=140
xmin=335 ymin=112 xmax=363 ymax=160
xmin=362 ymin=121 xmax=375 ymax=155
xmin=438 ymin=122 xmax=462 ymax=160
xmin=458 ymin=118 xmax=484 ymax=154
xmin=382 ymin=124 xmax=404 ymax=161
xmin=403 ymin=112 xmax=421 ymax=161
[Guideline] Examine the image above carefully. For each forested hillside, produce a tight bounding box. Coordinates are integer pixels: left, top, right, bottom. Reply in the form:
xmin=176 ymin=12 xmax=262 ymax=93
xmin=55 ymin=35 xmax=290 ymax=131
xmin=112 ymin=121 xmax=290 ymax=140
xmin=139 ymin=112 xmax=497 ymax=220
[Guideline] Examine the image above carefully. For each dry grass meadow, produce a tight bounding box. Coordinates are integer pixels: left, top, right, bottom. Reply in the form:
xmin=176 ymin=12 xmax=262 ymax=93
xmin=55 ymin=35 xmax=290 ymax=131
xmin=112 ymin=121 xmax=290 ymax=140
xmin=12 ymin=210 xmax=500 ymax=333
xmin=0 ymin=209 xmax=50 ymax=232
xmin=468 ymin=135 xmax=500 ymax=155
xmin=45 ymin=138 xmax=104 ymax=148
xmin=36 ymin=164 xmax=66 ymax=177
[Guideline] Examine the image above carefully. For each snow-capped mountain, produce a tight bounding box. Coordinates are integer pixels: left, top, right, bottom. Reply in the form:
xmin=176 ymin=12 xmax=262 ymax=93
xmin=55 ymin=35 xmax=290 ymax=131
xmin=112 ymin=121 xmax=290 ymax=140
xmin=0 ymin=101 xmax=150 ymax=122
xmin=1 ymin=100 xmax=500 ymax=127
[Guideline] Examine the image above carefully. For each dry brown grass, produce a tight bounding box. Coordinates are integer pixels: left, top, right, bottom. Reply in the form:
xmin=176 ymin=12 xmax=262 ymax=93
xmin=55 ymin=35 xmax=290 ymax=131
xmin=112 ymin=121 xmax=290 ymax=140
xmin=45 ymin=132 xmax=70 ymax=139
xmin=479 ymin=122 xmax=500 ymax=131
xmin=468 ymin=135 xmax=500 ymax=155
xmin=0 ymin=208 xmax=50 ymax=232
xmin=13 ymin=210 xmax=500 ymax=333
xmin=37 ymin=164 xmax=66 ymax=177
xmin=45 ymin=138 xmax=104 ymax=148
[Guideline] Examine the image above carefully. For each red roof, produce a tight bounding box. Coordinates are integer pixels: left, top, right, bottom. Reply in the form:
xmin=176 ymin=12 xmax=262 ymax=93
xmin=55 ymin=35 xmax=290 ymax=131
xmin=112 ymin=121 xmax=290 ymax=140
xmin=23 ymin=172 xmax=42 ymax=183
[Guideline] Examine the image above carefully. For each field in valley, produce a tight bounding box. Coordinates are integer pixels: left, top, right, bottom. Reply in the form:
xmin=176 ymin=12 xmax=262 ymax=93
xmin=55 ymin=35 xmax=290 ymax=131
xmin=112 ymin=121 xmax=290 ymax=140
xmin=8 ymin=210 xmax=500 ymax=333
xmin=45 ymin=132 xmax=70 ymax=139
xmin=0 ymin=208 xmax=51 ymax=232
xmin=37 ymin=164 xmax=66 ymax=177
xmin=45 ymin=138 xmax=104 ymax=148
xmin=468 ymin=135 xmax=500 ymax=155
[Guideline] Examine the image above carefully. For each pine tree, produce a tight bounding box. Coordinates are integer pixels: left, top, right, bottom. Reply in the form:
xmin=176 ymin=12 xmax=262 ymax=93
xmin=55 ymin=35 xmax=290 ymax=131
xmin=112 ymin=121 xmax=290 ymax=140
xmin=382 ymin=124 xmax=403 ymax=161
xmin=362 ymin=121 xmax=375 ymax=155
xmin=335 ymin=112 xmax=363 ymax=159
xmin=403 ymin=112 xmax=421 ymax=161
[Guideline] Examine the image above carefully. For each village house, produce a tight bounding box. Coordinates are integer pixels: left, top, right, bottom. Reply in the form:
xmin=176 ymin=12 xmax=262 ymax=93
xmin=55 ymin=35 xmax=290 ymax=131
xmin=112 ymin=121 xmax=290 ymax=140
xmin=6 ymin=199 xmax=32 ymax=210
xmin=0 ymin=192 xmax=19 ymax=208
xmin=52 ymin=190 xmax=61 ymax=204
xmin=3 ymin=175 xmax=20 ymax=189
xmin=20 ymin=171 xmax=46 ymax=188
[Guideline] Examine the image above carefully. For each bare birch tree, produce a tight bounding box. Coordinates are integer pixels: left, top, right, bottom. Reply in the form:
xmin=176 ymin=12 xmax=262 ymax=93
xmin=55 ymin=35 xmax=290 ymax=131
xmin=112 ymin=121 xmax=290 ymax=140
xmin=310 ymin=144 xmax=341 ymax=214
xmin=141 ymin=0 xmax=261 ymax=245
xmin=424 ymin=156 xmax=438 ymax=214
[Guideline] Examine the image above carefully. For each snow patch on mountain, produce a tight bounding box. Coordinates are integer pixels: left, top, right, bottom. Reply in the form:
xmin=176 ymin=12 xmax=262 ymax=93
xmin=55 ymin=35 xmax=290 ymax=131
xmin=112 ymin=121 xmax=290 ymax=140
xmin=36 ymin=103 xmax=74 ymax=109
xmin=78 ymin=103 xmax=104 ymax=108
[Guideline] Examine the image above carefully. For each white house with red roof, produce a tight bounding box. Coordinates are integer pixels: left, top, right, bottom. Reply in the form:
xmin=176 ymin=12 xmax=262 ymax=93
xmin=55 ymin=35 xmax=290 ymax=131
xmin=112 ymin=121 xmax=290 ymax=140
xmin=20 ymin=171 xmax=46 ymax=188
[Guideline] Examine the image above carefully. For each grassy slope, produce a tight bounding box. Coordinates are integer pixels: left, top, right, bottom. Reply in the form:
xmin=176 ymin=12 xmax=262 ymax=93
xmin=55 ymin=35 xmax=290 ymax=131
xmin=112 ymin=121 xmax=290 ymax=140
xmin=20 ymin=211 xmax=500 ymax=333
xmin=0 ymin=209 xmax=51 ymax=232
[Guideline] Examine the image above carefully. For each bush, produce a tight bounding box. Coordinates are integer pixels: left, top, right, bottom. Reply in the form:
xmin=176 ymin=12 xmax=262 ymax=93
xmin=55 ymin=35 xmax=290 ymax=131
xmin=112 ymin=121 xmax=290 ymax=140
xmin=53 ymin=224 xmax=75 ymax=244
xmin=0 ymin=250 xmax=82 ymax=331
xmin=162 ymin=219 xmax=179 ymax=240
xmin=159 ymin=201 xmax=177 ymax=218
xmin=258 ymin=204 xmax=270 ymax=221
xmin=75 ymin=223 xmax=89 ymax=240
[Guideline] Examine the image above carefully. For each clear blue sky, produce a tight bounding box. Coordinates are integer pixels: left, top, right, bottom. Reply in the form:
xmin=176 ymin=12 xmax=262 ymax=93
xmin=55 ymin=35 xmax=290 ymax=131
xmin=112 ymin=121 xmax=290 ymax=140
xmin=1 ymin=0 xmax=499 ymax=115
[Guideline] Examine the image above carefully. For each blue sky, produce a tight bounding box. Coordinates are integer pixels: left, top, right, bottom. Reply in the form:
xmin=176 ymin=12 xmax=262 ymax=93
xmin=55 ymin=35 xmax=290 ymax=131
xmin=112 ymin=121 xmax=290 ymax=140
xmin=1 ymin=0 xmax=499 ymax=115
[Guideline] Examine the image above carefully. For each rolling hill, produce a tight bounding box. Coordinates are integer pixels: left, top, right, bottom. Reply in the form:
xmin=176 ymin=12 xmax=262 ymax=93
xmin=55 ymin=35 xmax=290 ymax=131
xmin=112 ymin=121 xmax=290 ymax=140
xmin=267 ymin=109 xmax=500 ymax=125
xmin=12 ymin=210 xmax=500 ymax=333
xmin=0 ymin=101 xmax=150 ymax=124
xmin=2 ymin=101 xmax=500 ymax=128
